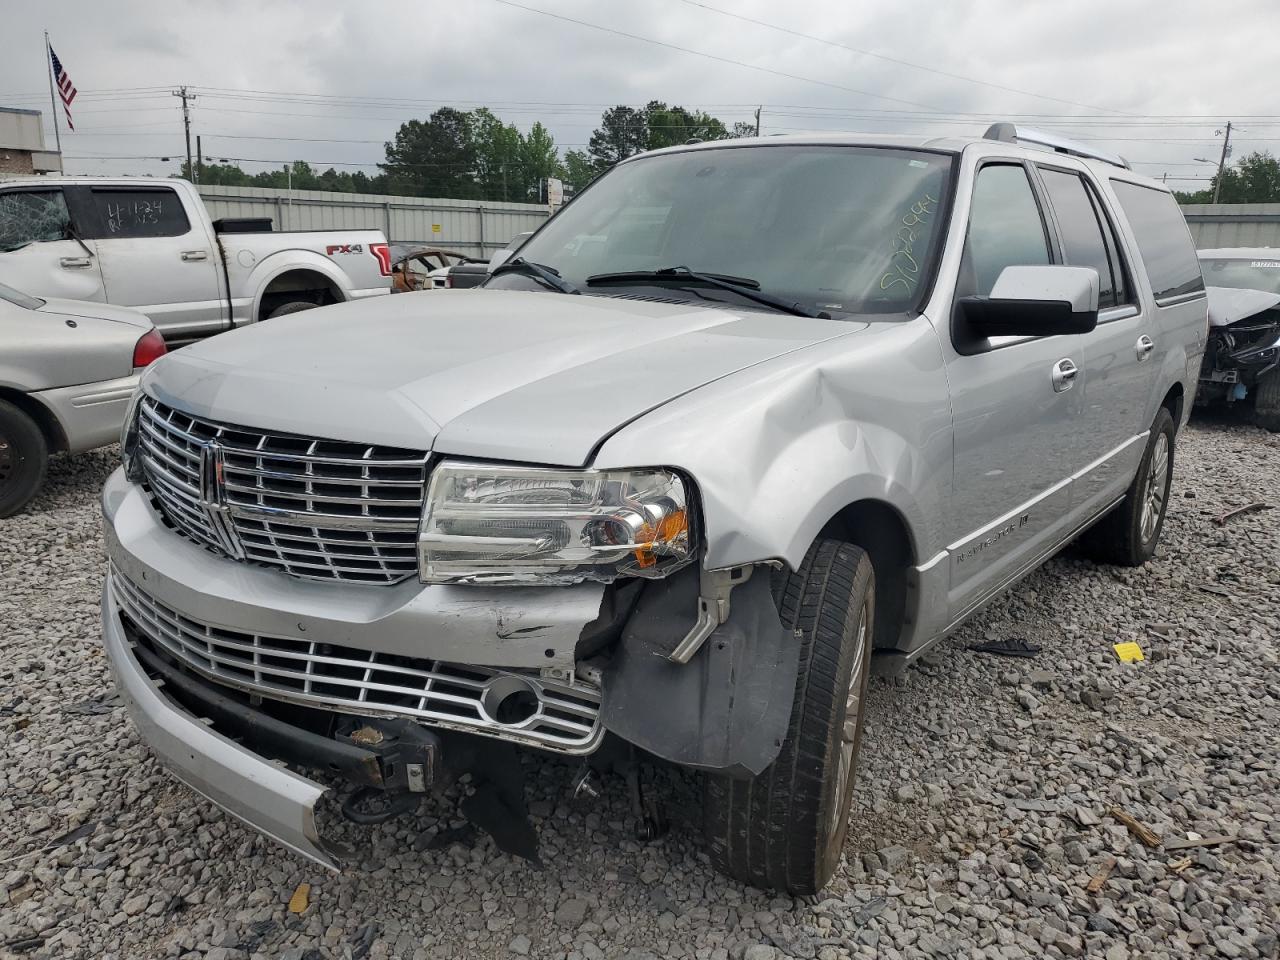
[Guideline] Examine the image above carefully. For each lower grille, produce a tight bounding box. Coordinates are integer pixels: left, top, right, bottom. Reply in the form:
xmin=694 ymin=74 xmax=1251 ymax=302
xmin=111 ymin=566 xmax=603 ymax=755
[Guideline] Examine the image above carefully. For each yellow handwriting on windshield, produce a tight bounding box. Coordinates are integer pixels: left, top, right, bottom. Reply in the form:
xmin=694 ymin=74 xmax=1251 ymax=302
xmin=880 ymin=194 xmax=939 ymax=294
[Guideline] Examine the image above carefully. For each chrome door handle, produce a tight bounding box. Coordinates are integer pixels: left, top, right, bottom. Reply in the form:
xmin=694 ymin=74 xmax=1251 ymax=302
xmin=59 ymin=256 xmax=92 ymax=269
xmin=1136 ymin=335 xmax=1155 ymax=361
xmin=180 ymin=250 xmax=209 ymax=262
xmin=1051 ymin=358 xmax=1079 ymax=393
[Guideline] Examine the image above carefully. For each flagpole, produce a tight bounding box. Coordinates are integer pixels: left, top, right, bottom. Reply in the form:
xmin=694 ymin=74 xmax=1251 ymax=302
xmin=44 ymin=31 xmax=63 ymax=156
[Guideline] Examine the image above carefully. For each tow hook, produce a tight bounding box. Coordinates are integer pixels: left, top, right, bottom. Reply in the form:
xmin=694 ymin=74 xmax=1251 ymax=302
xmin=334 ymin=718 xmax=441 ymax=825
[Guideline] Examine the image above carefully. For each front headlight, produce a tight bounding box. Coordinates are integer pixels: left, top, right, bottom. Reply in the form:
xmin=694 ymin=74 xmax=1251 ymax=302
xmin=119 ymin=389 xmax=145 ymax=483
xmin=419 ymin=461 xmax=695 ymax=585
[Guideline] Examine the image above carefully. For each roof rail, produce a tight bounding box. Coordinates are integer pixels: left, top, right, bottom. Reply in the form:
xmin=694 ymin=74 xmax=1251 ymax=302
xmin=984 ymin=122 xmax=1131 ymax=170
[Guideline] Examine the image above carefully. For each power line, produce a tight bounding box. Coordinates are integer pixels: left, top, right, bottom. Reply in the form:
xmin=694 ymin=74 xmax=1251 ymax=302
xmin=485 ymin=0 xmax=945 ymax=111
xmin=675 ymin=0 xmax=1133 ymax=116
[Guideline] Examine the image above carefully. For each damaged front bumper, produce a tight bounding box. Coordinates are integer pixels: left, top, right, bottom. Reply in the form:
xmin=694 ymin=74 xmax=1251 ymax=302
xmin=102 ymin=573 xmax=341 ymax=869
xmin=100 ymin=467 xmax=800 ymax=865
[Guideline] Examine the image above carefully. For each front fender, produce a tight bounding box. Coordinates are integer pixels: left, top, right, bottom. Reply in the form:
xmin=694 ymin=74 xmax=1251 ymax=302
xmin=593 ymin=317 xmax=953 ymax=571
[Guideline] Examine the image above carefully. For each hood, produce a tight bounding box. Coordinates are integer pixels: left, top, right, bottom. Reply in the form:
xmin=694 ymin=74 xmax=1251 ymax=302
xmin=37 ymin=297 xmax=155 ymax=330
xmin=1206 ymin=286 xmax=1280 ymax=328
xmin=145 ymin=289 xmax=862 ymax=465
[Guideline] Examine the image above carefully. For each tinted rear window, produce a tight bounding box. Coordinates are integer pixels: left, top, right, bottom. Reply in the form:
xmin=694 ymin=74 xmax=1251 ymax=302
xmin=89 ymin=188 xmax=191 ymax=239
xmin=1110 ymin=181 xmax=1203 ymax=302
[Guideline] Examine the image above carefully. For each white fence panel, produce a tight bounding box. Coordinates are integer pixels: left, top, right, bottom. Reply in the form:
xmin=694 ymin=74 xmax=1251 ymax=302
xmin=197 ymin=184 xmax=550 ymax=258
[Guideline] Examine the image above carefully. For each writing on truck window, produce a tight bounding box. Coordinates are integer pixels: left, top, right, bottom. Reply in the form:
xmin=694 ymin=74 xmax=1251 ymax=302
xmin=880 ymin=193 xmax=939 ymax=294
xmin=104 ymin=197 xmax=163 ymax=234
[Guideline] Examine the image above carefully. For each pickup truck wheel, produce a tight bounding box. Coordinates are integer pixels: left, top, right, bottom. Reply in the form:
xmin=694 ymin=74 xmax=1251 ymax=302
xmin=1253 ymin=370 xmax=1280 ymax=432
xmin=703 ymin=539 xmax=875 ymax=894
xmin=1081 ymin=406 xmax=1175 ymax=566
xmin=267 ymin=300 xmax=318 ymax=319
xmin=0 ymin=400 xmax=49 ymax=519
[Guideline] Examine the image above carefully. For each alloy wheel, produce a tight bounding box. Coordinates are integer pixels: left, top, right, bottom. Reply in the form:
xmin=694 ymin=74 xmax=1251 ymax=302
xmin=1140 ymin=432 xmax=1170 ymax=543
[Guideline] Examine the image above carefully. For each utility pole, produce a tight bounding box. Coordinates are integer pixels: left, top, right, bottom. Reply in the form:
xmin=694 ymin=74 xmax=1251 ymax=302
xmin=195 ymin=135 xmax=202 ymax=185
xmin=172 ymin=86 xmax=195 ymax=180
xmin=754 ymin=105 xmax=762 ymax=137
xmin=1212 ymin=121 xmax=1232 ymax=205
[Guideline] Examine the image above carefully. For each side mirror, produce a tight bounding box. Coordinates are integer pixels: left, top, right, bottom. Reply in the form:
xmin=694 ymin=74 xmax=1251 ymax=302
xmin=487 ymin=248 xmax=515 ymax=273
xmin=957 ymin=265 xmax=1099 ymax=339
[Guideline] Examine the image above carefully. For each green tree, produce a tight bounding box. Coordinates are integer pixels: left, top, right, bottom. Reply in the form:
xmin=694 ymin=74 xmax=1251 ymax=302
xmin=517 ymin=122 xmax=563 ymax=201
xmin=644 ymin=101 xmax=729 ymax=150
xmin=472 ymin=107 xmax=522 ymax=201
xmin=381 ymin=108 xmax=478 ymax=198
xmin=588 ymin=105 xmax=648 ymax=171
xmin=1176 ymin=151 xmax=1280 ymax=204
xmin=562 ymin=149 xmax=598 ymax=191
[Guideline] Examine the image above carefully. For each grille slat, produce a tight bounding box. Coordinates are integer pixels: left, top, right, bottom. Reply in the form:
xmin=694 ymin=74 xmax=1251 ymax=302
xmin=138 ymin=397 xmax=428 ymax=585
xmin=112 ymin=567 xmax=602 ymax=754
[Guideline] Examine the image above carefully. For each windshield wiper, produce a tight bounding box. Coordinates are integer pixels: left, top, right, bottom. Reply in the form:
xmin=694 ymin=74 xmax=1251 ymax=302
xmin=586 ymin=266 xmax=825 ymax=318
xmin=488 ymin=257 xmax=579 ymax=295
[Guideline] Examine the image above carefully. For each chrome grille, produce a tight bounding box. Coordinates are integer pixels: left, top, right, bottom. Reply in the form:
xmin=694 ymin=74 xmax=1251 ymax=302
xmin=112 ymin=566 xmax=604 ymax=755
xmin=137 ymin=396 xmax=428 ymax=584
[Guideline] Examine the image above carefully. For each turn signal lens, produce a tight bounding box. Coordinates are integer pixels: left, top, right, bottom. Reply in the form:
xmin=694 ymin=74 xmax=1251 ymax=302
xmin=131 ymin=329 xmax=167 ymax=369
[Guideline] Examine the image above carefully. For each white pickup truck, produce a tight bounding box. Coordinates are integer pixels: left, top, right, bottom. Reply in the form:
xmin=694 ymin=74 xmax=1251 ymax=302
xmin=0 ymin=177 xmax=392 ymax=341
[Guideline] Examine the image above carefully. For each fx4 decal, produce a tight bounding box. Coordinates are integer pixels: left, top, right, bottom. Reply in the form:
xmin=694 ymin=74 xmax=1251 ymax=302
xmin=325 ymin=243 xmax=364 ymax=255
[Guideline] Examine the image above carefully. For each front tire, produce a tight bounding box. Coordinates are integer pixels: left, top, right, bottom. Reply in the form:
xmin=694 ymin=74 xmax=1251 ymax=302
xmin=1081 ymin=406 xmax=1175 ymax=566
xmin=0 ymin=400 xmax=49 ymax=519
xmin=703 ymin=539 xmax=875 ymax=894
xmin=1254 ymin=370 xmax=1280 ymax=432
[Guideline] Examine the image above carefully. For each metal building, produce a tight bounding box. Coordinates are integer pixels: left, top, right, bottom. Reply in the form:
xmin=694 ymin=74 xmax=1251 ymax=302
xmin=1181 ymin=203 xmax=1280 ymax=249
xmin=0 ymin=108 xmax=62 ymax=176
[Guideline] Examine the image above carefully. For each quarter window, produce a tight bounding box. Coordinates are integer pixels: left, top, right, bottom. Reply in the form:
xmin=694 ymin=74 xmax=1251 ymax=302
xmin=1040 ymin=169 xmax=1125 ymax=309
xmin=959 ymin=165 xmax=1050 ymax=298
xmin=1110 ymin=180 xmax=1204 ymax=302
xmin=0 ymin=190 xmax=71 ymax=252
xmin=87 ymin=188 xmax=191 ymax=239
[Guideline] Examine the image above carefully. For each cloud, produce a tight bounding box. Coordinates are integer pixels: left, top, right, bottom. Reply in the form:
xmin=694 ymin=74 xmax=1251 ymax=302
xmin=1 ymin=0 xmax=1275 ymax=189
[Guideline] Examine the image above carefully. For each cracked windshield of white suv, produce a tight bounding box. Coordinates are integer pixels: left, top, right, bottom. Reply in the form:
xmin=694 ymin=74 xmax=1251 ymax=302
xmin=493 ymin=145 xmax=953 ymax=316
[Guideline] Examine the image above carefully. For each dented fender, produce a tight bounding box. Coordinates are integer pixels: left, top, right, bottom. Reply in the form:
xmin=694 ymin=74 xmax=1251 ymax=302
xmin=593 ymin=317 xmax=953 ymax=572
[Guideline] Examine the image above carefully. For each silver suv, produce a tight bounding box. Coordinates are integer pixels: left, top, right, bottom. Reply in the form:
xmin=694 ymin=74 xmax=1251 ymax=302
xmin=101 ymin=124 xmax=1207 ymax=894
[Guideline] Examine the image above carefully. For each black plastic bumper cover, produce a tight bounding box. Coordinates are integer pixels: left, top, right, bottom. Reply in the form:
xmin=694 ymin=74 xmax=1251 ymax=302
xmin=599 ymin=569 xmax=799 ymax=778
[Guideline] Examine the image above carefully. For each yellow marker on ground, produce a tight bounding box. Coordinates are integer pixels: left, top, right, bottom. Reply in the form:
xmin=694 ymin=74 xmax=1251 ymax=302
xmin=1113 ymin=641 xmax=1145 ymax=663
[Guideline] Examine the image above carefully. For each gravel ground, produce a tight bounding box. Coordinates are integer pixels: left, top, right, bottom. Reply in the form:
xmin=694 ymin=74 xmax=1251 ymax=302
xmin=1 ymin=415 xmax=1278 ymax=960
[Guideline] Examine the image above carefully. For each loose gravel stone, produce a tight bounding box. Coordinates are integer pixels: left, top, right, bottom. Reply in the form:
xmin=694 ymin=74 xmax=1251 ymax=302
xmin=1 ymin=416 xmax=1279 ymax=960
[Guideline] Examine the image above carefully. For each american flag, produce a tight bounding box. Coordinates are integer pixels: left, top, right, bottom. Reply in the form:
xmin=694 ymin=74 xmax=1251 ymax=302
xmin=49 ymin=45 xmax=76 ymax=131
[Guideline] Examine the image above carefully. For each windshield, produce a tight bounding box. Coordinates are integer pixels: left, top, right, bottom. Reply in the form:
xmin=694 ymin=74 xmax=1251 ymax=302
xmin=1201 ymin=258 xmax=1280 ymax=295
xmin=491 ymin=145 xmax=954 ymax=316
xmin=0 ymin=281 xmax=44 ymax=310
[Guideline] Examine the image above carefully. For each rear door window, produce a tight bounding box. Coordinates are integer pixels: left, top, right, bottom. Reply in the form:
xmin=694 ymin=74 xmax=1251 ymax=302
xmin=1110 ymin=180 xmax=1204 ymax=303
xmin=0 ymin=189 xmax=71 ymax=252
xmin=959 ymin=164 xmax=1051 ymax=298
xmin=1039 ymin=169 xmax=1126 ymax=309
xmin=86 ymin=187 xmax=191 ymax=239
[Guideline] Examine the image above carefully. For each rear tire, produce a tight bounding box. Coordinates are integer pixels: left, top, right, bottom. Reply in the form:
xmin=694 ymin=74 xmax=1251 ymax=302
xmin=703 ymin=539 xmax=875 ymax=894
xmin=1253 ymin=370 xmax=1280 ymax=432
xmin=1080 ymin=406 xmax=1175 ymax=566
xmin=0 ymin=400 xmax=49 ymax=519
xmin=267 ymin=300 xmax=318 ymax=319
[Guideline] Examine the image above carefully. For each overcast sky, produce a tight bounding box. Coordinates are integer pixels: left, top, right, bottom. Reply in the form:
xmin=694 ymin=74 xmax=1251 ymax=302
xmin=2 ymin=0 xmax=1276 ymax=189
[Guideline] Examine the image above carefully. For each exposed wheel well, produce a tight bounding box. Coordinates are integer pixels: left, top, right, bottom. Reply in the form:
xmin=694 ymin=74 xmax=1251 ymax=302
xmin=0 ymin=387 xmax=68 ymax=454
xmin=817 ymin=500 xmax=915 ymax=651
xmin=1160 ymin=382 xmax=1185 ymax=432
xmin=257 ymin=270 xmax=343 ymax=321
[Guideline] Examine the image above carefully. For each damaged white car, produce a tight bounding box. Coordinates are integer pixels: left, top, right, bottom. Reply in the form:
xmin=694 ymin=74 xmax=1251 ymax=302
xmin=101 ymin=126 xmax=1206 ymax=893
xmin=1199 ymin=250 xmax=1280 ymax=430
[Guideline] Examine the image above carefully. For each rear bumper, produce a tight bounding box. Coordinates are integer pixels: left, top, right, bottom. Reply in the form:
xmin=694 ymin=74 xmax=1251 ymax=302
xmin=34 ymin=372 xmax=140 ymax=454
xmin=101 ymin=573 xmax=341 ymax=869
